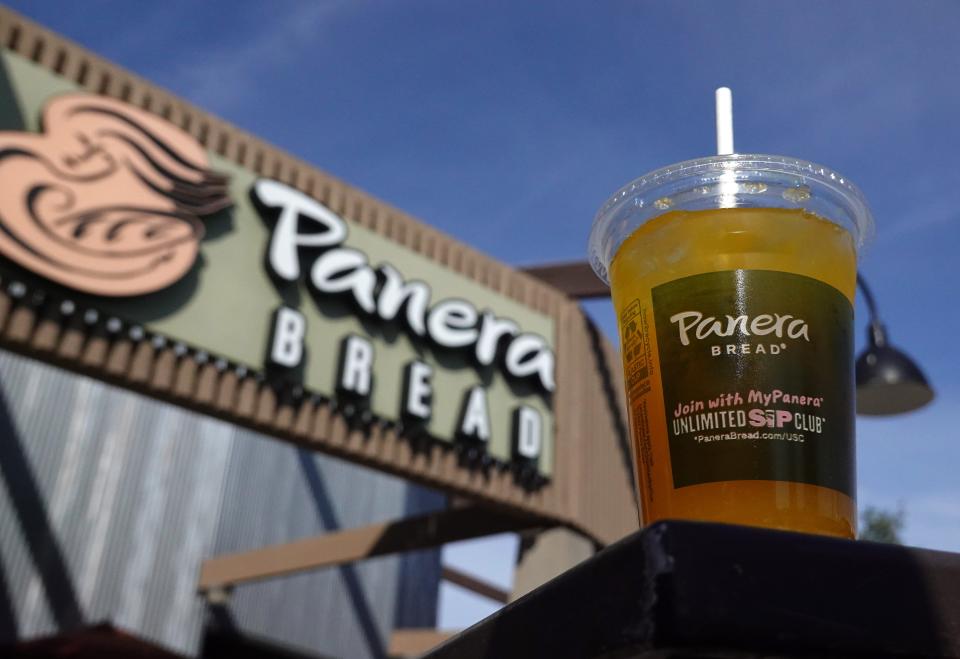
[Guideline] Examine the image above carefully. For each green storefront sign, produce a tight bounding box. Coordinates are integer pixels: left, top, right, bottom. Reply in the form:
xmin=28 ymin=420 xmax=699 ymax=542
xmin=0 ymin=49 xmax=555 ymax=474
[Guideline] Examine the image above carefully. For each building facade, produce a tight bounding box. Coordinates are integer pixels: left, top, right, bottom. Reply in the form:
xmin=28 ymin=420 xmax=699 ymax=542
xmin=0 ymin=6 xmax=637 ymax=657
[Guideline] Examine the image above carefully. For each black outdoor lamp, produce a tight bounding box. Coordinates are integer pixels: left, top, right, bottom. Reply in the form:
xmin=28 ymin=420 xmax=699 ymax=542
xmin=855 ymin=275 xmax=934 ymax=415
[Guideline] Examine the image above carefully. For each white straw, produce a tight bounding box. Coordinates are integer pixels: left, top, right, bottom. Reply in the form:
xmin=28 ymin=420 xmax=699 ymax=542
xmin=715 ymin=87 xmax=734 ymax=155
xmin=715 ymin=87 xmax=736 ymax=207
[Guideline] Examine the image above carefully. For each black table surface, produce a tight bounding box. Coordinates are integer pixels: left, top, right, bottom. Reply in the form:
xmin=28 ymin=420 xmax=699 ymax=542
xmin=424 ymin=521 xmax=960 ymax=659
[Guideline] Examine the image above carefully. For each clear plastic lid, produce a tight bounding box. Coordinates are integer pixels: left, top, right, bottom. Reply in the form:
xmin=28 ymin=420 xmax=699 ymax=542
xmin=588 ymin=154 xmax=875 ymax=285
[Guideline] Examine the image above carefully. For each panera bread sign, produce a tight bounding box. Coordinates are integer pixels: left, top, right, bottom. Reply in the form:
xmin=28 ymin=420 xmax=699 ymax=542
xmin=0 ymin=76 xmax=555 ymax=472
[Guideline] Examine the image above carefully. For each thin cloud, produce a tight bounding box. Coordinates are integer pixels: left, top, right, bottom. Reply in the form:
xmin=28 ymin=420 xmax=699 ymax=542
xmin=163 ymin=2 xmax=357 ymax=112
xmin=876 ymin=196 xmax=958 ymax=244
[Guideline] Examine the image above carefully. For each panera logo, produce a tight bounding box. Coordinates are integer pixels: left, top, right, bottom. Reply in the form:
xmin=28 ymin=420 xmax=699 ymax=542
xmin=670 ymin=311 xmax=811 ymax=346
xmin=0 ymin=93 xmax=231 ymax=296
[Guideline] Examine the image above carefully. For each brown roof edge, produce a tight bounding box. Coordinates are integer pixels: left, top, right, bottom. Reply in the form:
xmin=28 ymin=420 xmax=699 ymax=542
xmin=520 ymin=260 xmax=610 ymax=299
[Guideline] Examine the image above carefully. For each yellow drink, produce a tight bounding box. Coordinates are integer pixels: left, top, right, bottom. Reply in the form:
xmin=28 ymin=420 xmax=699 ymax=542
xmin=609 ymin=207 xmax=857 ymax=538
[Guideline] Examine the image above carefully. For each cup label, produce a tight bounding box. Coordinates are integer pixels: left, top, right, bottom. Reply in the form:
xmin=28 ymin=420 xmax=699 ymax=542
xmin=651 ymin=269 xmax=854 ymax=495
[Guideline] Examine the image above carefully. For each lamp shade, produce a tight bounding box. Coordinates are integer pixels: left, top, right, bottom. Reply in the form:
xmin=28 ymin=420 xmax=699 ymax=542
xmin=856 ymin=337 xmax=934 ymax=416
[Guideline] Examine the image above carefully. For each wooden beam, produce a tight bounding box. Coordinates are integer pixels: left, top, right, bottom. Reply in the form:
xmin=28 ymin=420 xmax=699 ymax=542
xmin=388 ymin=629 xmax=456 ymax=657
xmin=441 ymin=566 xmax=510 ymax=604
xmin=521 ymin=260 xmax=609 ymax=299
xmin=198 ymin=506 xmax=551 ymax=591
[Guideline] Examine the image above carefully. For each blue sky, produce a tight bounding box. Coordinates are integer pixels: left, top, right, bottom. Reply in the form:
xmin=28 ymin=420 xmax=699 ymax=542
xmin=6 ymin=0 xmax=960 ymax=629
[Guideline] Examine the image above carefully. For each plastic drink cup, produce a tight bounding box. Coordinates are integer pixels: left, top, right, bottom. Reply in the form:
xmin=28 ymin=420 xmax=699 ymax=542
xmin=589 ymin=155 xmax=873 ymax=538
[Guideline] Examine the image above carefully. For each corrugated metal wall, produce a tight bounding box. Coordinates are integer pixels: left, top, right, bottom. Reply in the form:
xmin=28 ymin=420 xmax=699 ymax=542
xmin=0 ymin=348 xmax=444 ymax=657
